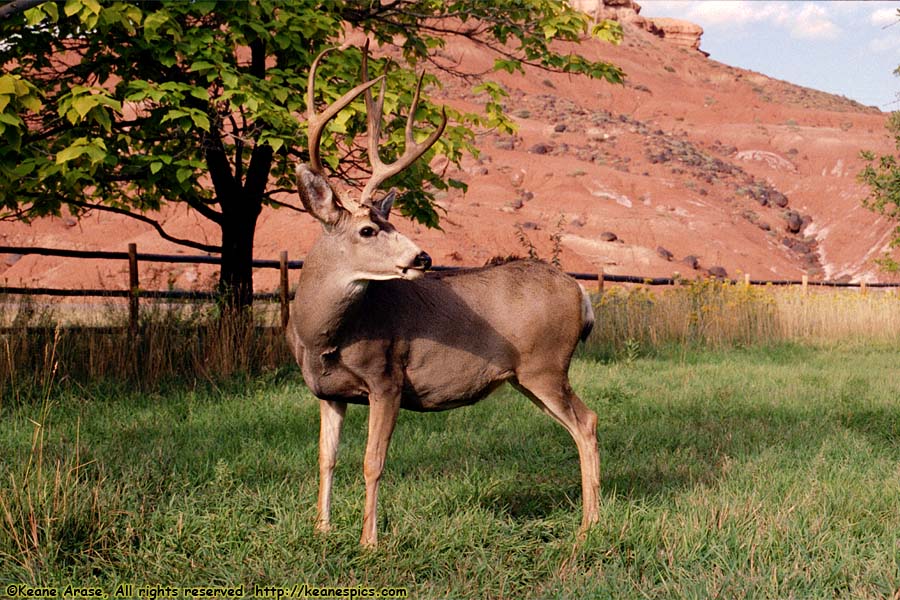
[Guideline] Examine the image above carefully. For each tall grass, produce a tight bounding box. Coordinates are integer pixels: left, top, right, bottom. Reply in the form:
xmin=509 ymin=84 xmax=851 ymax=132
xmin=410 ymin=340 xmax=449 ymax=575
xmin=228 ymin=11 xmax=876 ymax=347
xmin=0 ymin=298 xmax=292 ymax=405
xmin=776 ymin=287 xmax=900 ymax=343
xmin=4 ymin=282 xmax=899 ymax=398
xmin=0 ymin=332 xmax=122 ymax=580
xmin=586 ymin=279 xmax=900 ymax=359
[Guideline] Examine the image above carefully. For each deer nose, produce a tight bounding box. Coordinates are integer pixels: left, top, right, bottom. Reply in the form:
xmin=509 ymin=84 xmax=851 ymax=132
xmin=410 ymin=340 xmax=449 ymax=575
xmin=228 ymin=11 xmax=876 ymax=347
xmin=413 ymin=251 xmax=432 ymax=271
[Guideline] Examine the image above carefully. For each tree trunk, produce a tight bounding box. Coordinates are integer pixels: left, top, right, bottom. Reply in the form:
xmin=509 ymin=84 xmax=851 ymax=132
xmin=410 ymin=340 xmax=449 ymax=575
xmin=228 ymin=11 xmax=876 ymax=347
xmin=218 ymin=203 xmax=260 ymax=312
xmin=205 ymin=78 xmax=273 ymax=314
xmin=213 ymin=142 xmax=272 ymax=313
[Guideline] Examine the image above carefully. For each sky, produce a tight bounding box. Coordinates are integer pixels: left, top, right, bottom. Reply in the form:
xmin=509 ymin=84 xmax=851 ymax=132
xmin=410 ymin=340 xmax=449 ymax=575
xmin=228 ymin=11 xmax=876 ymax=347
xmin=639 ymin=1 xmax=900 ymax=111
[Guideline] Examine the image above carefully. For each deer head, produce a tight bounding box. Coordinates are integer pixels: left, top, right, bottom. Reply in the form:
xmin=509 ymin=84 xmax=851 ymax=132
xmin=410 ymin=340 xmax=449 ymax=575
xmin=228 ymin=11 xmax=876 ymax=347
xmin=297 ymin=42 xmax=445 ymax=282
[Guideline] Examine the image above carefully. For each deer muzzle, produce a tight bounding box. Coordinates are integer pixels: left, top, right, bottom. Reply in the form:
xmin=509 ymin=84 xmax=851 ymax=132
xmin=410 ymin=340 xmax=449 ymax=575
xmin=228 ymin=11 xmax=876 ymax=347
xmin=401 ymin=251 xmax=431 ymax=279
xmin=413 ymin=251 xmax=432 ymax=271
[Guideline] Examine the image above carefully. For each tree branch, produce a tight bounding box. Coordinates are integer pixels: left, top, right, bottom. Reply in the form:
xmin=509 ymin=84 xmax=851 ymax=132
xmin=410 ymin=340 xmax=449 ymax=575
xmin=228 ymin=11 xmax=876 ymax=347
xmin=265 ymin=197 xmax=307 ymax=213
xmin=205 ymin=126 xmax=237 ymax=208
xmin=244 ymin=143 xmax=273 ymax=201
xmin=0 ymin=0 xmax=44 ymax=19
xmin=67 ymin=199 xmax=221 ymax=253
xmin=183 ymin=193 xmax=224 ymax=225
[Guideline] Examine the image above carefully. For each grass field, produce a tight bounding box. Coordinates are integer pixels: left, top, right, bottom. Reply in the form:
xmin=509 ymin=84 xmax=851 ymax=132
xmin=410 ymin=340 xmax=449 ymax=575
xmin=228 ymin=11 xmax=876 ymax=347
xmin=3 ymin=342 xmax=900 ymax=598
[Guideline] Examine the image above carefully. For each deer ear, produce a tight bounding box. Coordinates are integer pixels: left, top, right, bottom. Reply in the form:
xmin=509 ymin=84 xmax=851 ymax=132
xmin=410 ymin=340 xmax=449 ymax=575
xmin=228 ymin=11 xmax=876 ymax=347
xmin=372 ymin=189 xmax=396 ymax=221
xmin=296 ymin=164 xmax=345 ymax=227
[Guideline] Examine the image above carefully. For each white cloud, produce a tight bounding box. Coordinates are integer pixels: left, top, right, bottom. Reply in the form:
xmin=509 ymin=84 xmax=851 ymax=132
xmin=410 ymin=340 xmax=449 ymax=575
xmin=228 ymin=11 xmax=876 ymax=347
xmin=643 ymin=1 xmax=787 ymax=26
xmin=641 ymin=0 xmax=841 ymax=40
xmin=790 ymin=4 xmax=841 ymax=40
xmin=869 ymin=34 xmax=900 ymax=53
xmin=687 ymin=1 xmax=775 ymax=25
xmin=870 ymin=7 xmax=900 ymax=27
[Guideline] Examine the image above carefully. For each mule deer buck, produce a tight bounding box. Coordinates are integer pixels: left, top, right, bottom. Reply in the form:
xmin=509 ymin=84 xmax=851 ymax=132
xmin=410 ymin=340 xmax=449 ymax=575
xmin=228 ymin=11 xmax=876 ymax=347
xmin=287 ymin=44 xmax=600 ymax=546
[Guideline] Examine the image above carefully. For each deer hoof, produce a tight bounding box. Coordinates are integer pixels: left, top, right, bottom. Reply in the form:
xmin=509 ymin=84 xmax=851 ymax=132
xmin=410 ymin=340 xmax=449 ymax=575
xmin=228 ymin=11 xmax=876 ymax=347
xmin=315 ymin=521 xmax=331 ymax=535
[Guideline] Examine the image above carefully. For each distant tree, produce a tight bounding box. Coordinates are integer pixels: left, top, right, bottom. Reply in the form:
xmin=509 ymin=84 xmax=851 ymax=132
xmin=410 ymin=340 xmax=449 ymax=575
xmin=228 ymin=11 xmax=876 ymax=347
xmin=859 ymin=110 xmax=900 ymax=272
xmin=0 ymin=0 xmax=624 ymax=310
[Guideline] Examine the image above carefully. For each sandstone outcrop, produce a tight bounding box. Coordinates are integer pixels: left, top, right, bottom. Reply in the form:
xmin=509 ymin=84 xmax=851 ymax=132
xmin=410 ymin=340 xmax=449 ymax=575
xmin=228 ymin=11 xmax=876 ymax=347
xmin=571 ymin=0 xmax=704 ymax=53
xmin=643 ymin=17 xmax=704 ymax=53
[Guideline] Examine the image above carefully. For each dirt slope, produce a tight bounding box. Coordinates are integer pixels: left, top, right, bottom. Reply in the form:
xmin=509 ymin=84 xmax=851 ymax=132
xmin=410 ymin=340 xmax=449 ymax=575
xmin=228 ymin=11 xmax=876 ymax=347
xmin=1 ymin=22 xmax=896 ymax=294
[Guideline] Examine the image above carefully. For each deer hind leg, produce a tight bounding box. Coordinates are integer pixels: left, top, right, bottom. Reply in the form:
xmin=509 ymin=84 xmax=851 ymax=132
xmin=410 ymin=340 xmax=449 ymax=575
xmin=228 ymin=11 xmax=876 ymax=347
xmin=361 ymin=393 xmax=401 ymax=547
xmin=317 ymin=400 xmax=347 ymax=534
xmin=511 ymin=375 xmax=600 ymax=531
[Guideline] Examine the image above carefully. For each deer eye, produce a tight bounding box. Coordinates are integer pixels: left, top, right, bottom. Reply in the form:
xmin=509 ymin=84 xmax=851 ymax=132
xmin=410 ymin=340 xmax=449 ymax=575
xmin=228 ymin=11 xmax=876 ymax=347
xmin=359 ymin=226 xmax=377 ymax=238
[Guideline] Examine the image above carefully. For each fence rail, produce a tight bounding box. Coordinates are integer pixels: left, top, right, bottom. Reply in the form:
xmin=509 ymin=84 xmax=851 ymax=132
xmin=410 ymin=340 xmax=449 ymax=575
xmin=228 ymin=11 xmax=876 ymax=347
xmin=2 ymin=244 xmax=899 ymax=330
xmin=0 ymin=245 xmax=305 ymax=269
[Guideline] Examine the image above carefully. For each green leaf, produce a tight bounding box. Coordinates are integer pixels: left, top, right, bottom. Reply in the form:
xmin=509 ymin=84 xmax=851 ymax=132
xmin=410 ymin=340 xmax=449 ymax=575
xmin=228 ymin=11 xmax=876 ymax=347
xmin=0 ymin=77 xmax=15 ymax=95
xmin=43 ymin=1 xmax=59 ymax=21
xmin=24 ymin=5 xmax=47 ymax=26
xmin=93 ymin=108 xmax=111 ymax=132
xmin=493 ymin=58 xmax=522 ymax=74
xmin=150 ymin=161 xmax=163 ymax=174
xmin=160 ymin=109 xmax=189 ymax=124
xmin=20 ymin=94 xmax=42 ymax=113
xmin=189 ymin=87 xmax=210 ymax=102
xmin=0 ymin=113 xmax=21 ymax=127
xmin=56 ymin=144 xmax=85 ymax=164
xmin=192 ymin=1 xmax=216 ymax=15
xmin=71 ymin=95 xmax=96 ymax=118
xmin=591 ymin=19 xmax=624 ymax=45
xmin=82 ymin=0 xmax=101 ymax=16
xmin=190 ymin=112 xmax=210 ymax=131
xmin=448 ymin=178 xmax=468 ymax=192
xmin=176 ymin=168 xmax=192 ymax=183
xmin=63 ymin=0 xmax=80 ymax=17
xmin=265 ymin=137 xmax=284 ymax=153
xmin=190 ymin=61 xmax=215 ymax=72
xmin=11 ymin=161 xmax=35 ymax=177
xmin=143 ymin=10 xmax=169 ymax=40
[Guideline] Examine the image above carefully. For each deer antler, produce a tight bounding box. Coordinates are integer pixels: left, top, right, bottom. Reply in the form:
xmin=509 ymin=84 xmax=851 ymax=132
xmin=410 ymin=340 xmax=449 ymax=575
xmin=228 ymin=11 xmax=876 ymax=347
xmin=306 ymin=45 xmax=385 ymax=176
xmin=359 ymin=42 xmax=448 ymax=207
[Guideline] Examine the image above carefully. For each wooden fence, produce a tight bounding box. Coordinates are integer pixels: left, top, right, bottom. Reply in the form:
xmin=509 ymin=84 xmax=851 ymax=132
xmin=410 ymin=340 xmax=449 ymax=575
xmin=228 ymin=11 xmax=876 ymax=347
xmin=2 ymin=244 xmax=899 ymax=331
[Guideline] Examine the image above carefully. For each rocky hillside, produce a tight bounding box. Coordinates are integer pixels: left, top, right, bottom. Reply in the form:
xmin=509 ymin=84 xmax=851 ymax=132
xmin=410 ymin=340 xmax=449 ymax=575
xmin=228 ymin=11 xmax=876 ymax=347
xmin=1 ymin=6 xmax=896 ymax=293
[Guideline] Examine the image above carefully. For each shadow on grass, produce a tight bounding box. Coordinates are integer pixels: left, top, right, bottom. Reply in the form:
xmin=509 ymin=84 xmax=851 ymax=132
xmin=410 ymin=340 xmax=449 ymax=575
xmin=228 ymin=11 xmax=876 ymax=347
xmin=89 ymin=385 xmax=840 ymax=510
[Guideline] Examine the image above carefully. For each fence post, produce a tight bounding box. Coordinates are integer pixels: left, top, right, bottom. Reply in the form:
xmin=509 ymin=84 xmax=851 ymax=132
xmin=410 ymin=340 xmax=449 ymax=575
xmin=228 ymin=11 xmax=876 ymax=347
xmin=801 ymin=274 xmax=808 ymax=296
xmin=743 ymin=273 xmax=751 ymax=287
xmin=597 ymin=267 xmax=605 ymax=294
xmin=280 ymin=250 xmax=290 ymax=329
xmin=860 ymin=280 xmax=867 ymax=296
xmin=128 ymin=243 xmax=139 ymax=333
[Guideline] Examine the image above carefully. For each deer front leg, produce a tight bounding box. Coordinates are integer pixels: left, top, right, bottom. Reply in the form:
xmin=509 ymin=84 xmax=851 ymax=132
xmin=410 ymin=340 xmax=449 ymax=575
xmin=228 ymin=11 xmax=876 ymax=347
xmin=361 ymin=393 xmax=401 ymax=547
xmin=316 ymin=400 xmax=347 ymax=534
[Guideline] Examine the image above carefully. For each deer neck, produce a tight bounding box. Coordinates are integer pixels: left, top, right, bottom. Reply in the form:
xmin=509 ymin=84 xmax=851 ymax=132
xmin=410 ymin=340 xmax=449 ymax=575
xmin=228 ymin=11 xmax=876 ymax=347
xmin=293 ymin=237 xmax=369 ymax=351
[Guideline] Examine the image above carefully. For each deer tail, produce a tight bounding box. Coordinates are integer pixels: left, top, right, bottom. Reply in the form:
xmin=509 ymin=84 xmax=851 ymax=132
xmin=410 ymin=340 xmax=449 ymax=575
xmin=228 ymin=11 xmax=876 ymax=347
xmin=579 ymin=286 xmax=595 ymax=343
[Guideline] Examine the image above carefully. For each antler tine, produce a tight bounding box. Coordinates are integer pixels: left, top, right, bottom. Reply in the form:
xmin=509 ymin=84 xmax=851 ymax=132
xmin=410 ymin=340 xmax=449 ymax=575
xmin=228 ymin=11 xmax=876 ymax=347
xmin=360 ymin=58 xmax=448 ymax=206
xmin=362 ymin=42 xmax=387 ymax=185
xmin=306 ymin=44 xmax=385 ymax=175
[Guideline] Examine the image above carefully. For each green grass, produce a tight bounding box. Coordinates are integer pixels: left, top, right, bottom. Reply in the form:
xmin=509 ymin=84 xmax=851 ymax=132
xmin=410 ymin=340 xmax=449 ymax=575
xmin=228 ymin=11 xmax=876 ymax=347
xmin=2 ymin=344 xmax=900 ymax=598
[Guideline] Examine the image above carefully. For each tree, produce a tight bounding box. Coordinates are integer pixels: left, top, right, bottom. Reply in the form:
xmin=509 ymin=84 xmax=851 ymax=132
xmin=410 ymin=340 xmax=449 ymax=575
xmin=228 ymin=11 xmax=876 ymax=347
xmin=859 ymin=115 xmax=900 ymax=271
xmin=0 ymin=0 xmax=624 ymax=310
